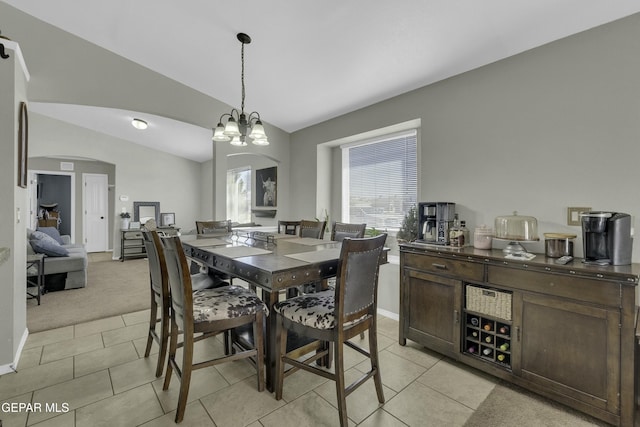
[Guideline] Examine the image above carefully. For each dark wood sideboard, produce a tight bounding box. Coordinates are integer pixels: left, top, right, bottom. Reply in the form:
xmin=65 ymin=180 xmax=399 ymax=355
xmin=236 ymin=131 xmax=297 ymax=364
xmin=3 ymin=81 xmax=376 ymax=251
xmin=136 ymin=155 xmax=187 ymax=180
xmin=399 ymin=243 xmax=639 ymax=426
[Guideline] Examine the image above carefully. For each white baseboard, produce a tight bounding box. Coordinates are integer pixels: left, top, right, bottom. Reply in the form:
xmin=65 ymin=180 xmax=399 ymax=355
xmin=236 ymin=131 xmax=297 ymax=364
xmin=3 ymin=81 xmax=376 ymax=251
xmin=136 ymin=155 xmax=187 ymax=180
xmin=377 ymin=307 xmax=399 ymax=321
xmin=0 ymin=327 xmax=29 ymax=376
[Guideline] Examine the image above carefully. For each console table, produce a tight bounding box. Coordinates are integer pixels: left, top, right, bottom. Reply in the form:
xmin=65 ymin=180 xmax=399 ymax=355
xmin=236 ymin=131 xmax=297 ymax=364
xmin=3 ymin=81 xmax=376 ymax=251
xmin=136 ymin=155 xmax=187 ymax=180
xmin=120 ymin=229 xmax=146 ymax=261
xmin=400 ymin=243 xmax=639 ymax=426
xmin=26 ymin=253 xmax=45 ymax=305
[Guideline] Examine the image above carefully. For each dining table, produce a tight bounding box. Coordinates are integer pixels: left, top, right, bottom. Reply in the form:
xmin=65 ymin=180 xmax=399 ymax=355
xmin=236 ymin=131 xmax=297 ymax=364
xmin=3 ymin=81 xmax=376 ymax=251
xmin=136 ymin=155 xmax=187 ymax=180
xmin=180 ymin=230 xmax=383 ymax=391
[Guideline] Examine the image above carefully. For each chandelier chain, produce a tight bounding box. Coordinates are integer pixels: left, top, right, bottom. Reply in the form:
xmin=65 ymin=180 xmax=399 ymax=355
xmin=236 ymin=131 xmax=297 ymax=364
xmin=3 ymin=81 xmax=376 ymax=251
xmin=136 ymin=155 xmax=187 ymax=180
xmin=240 ymin=41 xmax=245 ymax=113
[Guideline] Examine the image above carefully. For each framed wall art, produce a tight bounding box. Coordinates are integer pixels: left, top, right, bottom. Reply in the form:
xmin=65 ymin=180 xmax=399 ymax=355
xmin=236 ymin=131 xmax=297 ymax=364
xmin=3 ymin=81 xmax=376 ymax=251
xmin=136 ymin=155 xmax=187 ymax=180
xmin=17 ymin=101 xmax=28 ymax=188
xmin=160 ymin=212 xmax=176 ymax=226
xmin=256 ymin=166 xmax=277 ymax=207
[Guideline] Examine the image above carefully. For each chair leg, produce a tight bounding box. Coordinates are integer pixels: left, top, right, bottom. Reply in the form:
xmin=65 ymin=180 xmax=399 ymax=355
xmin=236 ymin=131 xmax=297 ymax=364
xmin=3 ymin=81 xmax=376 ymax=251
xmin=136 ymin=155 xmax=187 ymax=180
xmin=334 ymin=340 xmax=348 ymax=427
xmin=163 ymin=318 xmax=179 ymax=391
xmin=368 ymin=325 xmax=385 ymax=404
xmin=155 ymin=307 xmax=169 ymax=378
xmin=254 ymin=312 xmax=265 ymax=392
xmin=175 ymin=333 xmax=194 ymax=423
xmin=144 ymin=295 xmax=157 ymax=358
xmin=274 ymin=314 xmax=288 ymax=400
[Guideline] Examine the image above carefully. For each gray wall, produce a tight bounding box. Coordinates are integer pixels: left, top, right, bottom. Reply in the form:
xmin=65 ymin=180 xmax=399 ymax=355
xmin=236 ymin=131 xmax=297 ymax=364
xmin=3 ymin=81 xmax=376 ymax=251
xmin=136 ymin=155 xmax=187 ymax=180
xmin=290 ymin=13 xmax=640 ymax=311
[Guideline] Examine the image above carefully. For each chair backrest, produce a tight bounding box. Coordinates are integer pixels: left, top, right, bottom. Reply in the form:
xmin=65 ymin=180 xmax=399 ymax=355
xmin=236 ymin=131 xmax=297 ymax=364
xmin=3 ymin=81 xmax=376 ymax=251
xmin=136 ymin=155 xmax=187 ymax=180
xmin=299 ymin=220 xmax=326 ymax=239
xmin=330 ymin=222 xmax=366 ymax=242
xmin=159 ymin=235 xmax=194 ymax=333
xmin=142 ymin=230 xmax=169 ymax=301
xmin=195 ymin=220 xmax=232 ymax=234
xmin=278 ymin=220 xmax=301 ymax=235
xmin=335 ymin=234 xmax=387 ymax=326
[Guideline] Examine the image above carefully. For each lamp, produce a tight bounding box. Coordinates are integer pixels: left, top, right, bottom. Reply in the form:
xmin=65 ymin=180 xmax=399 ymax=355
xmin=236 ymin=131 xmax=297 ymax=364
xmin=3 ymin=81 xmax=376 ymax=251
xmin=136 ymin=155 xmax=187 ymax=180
xmin=131 ymin=118 xmax=148 ymax=130
xmin=212 ymin=33 xmax=269 ymax=146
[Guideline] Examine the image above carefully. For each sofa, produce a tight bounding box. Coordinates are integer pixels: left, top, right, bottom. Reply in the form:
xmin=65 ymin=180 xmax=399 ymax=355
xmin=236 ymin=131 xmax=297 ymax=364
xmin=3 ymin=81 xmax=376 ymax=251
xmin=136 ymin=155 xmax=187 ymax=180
xmin=27 ymin=227 xmax=88 ymax=290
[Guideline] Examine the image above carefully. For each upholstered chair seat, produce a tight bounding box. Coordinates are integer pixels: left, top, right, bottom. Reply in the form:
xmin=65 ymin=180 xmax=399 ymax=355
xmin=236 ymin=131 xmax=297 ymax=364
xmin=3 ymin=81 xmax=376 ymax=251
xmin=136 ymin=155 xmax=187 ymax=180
xmin=191 ymin=286 xmax=267 ymax=323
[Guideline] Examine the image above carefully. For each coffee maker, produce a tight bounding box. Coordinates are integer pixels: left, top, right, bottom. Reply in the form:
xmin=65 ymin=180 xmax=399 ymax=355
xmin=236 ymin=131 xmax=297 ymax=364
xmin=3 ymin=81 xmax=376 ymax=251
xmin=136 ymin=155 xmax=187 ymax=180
xmin=581 ymin=211 xmax=633 ymax=265
xmin=418 ymin=202 xmax=455 ymax=245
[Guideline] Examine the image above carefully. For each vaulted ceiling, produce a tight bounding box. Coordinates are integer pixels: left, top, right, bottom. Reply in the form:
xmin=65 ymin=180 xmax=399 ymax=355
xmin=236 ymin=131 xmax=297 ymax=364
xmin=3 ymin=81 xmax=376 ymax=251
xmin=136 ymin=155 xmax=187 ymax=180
xmin=2 ymin=1 xmax=640 ymax=161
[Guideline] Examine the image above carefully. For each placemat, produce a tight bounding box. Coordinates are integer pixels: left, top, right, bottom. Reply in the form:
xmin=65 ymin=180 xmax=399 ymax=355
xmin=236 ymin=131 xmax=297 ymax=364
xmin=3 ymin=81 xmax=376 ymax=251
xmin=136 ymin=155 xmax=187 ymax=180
xmin=285 ymin=248 xmax=341 ymax=263
xmin=187 ymin=238 xmax=229 ymax=247
xmin=208 ymin=246 xmax=272 ymax=258
xmin=290 ymin=237 xmax=337 ymax=246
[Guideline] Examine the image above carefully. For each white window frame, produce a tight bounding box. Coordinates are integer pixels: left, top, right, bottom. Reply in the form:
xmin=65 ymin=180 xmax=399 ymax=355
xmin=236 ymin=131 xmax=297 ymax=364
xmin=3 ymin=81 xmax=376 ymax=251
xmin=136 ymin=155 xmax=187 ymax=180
xmin=226 ymin=166 xmax=252 ymax=224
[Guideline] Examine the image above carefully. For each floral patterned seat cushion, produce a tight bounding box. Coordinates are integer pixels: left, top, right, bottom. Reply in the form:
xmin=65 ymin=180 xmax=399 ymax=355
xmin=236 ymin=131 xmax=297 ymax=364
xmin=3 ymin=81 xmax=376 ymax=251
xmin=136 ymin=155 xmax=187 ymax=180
xmin=274 ymin=291 xmax=336 ymax=329
xmin=192 ymin=285 xmax=267 ymax=323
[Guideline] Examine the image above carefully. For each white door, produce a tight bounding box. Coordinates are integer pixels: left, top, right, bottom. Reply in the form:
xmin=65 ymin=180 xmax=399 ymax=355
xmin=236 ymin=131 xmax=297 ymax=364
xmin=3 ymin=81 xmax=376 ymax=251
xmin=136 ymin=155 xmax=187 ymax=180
xmin=83 ymin=173 xmax=109 ymax=252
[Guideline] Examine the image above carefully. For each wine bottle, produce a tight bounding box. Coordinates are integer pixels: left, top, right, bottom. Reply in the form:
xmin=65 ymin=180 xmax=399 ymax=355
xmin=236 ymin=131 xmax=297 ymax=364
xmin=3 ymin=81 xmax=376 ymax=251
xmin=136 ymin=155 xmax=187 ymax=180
xmin=467 ymin=345 xmax=476 ymax=354
xmin=482 ymin=348 xmax=492 ymax=356
xmin=471 ymin=331 xmax=479 ymax=338
xmin=499 ymin=342 xmax=510 ymax=351
xmin=483 ymin=323 xmax=492 ymax=331
xmin=499 ymin=325 xmax=510 ymax=335
xmin=470 ymin=317 xmax=479 ymax=326
xmin=497 ymin=354 xmax=506 ymax=362
xmin=484 ymin=336 xmax=493 ymax=344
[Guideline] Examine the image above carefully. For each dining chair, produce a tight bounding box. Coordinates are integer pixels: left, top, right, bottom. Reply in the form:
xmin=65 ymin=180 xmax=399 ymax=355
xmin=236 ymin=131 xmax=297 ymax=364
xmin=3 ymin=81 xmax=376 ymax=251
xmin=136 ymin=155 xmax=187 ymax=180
xmin=274 ymin=234 xmax=387 ymax=427
xmin=278 ymin=220 xmax=301 ymax=235
xmin=299 ymin=219 xmax=327 ymax=238
xmin=160 ymin=235 xmax=266 ymax=423
xmin=330 ymin=221 xmax=366 ymax=241
xmin=142 ymin=231 xmax=226 ymax=378
xmin=195 ymin=219 xmax=232 ymax=234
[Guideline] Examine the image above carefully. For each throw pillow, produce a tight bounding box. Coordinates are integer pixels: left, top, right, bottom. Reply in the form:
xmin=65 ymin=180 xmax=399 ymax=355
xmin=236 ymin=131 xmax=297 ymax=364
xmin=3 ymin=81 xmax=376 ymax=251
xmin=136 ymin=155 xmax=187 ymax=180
xmin=31 ymin=230 xmax=60 ymax=246
xmin=36 ymin=226 xmax=64 ymax=245
xmin=30 ymin=238 xmax=69 ymax=257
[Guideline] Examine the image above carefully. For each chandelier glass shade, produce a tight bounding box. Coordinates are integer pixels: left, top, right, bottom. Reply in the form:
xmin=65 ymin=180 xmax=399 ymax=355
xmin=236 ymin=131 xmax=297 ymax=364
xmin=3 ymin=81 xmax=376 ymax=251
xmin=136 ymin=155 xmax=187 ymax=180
xmin=213 ymin=33 xmax=269 ymax=146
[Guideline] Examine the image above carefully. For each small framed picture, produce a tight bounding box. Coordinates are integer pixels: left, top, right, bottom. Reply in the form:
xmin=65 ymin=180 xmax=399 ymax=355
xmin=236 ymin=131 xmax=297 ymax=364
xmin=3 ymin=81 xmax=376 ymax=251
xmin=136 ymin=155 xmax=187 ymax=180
xmin=128 ymin=221 xmax=141 ymax=230
xmin=161 ymin=212 xmax=175 ymax=226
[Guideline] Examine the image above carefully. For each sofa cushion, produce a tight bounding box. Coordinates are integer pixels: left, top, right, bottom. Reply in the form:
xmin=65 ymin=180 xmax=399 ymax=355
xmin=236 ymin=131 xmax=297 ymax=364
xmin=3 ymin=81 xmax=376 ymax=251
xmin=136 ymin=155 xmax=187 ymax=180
xmin=36 ymin=226 xmax=65 ymax=245
xmin=30 ymin=231 xmax=69 ymax=257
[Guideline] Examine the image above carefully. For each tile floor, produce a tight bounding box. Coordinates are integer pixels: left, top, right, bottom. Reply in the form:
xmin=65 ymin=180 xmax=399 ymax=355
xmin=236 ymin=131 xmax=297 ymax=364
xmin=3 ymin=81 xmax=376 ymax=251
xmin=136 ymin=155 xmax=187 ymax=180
xmin=0 ymin=311 xmax=606 ymax=427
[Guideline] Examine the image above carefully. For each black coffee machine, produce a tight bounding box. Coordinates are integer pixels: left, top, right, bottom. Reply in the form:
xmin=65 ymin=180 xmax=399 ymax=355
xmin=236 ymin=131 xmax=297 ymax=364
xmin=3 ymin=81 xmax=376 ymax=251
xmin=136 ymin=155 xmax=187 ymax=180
xmin=581 ymin=211 xmax=633 ymax=265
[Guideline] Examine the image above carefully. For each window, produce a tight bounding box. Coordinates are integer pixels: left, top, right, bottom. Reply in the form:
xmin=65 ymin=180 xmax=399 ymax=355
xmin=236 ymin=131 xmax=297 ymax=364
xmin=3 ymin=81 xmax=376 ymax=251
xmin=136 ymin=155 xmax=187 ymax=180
xmin=342 ymin=130 xmax=417 ymax=230
xmin=227 ymin=167 xmax=252 ymax=224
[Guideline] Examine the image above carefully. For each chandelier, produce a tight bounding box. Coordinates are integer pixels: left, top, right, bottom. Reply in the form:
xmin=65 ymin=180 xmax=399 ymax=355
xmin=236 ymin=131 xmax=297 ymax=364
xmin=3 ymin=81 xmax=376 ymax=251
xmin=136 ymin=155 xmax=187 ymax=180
xmin=212 ymin=33 xmax=268 ymax=146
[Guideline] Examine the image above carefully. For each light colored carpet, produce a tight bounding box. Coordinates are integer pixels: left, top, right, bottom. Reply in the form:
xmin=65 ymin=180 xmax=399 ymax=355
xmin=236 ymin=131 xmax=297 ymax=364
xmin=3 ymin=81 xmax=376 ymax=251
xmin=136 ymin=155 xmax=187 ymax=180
xmin=464 ymin=381 xmax=610 ymax=427
xmin=27 ymin=255 xmax=150 ymax=332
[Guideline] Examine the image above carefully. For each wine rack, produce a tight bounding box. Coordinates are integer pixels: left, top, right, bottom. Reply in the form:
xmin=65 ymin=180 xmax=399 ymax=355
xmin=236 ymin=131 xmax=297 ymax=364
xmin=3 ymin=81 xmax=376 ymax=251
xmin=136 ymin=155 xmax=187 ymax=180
xmin=463 ymin=312 xmax=512 ymax=368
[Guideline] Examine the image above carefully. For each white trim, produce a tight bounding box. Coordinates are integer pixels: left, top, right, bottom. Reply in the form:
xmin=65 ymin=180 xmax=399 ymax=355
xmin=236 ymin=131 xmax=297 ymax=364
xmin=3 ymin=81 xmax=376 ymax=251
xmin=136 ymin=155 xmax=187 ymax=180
xmin=2 ymin=40 xmax=30 ymax=81
xmin=377 ymin=307 xmax=399 ymax=321
xmin=0 ymin=328 xmax=28 ymax=376
xmin=340 ymin=128 xmax=417 ymax=150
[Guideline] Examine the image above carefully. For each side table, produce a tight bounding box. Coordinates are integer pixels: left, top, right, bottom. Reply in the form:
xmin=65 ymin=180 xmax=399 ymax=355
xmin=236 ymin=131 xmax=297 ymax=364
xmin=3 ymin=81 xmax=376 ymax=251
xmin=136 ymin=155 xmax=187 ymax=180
xmin=27 ymin=254 xmax=45 ymax=305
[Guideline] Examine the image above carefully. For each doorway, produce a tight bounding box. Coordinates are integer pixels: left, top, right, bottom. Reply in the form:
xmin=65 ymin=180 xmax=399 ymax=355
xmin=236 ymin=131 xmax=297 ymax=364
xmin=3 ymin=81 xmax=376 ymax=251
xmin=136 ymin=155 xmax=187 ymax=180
xmin=82 ymin=173 xmax=109 ymax=252
xmin=29 ymin=170 xmax=75 ymax=240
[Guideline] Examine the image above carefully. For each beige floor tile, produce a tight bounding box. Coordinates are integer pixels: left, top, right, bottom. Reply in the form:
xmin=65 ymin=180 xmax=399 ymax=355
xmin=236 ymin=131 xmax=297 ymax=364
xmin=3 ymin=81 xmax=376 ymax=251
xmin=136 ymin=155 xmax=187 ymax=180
xmin=259 ymin=391 xmax=342 ymax=427
xmin=17 ymin=346 xmax=43 ymax=370
xmin=29 ymin=370 xmax=113 ymax=424
xmin=25 ymin=326 xmax=74 ymax=349
xmin=376 ymin=317 xmax=400 ymax=341
xmin=0 ymin=392 xmax=32 ymax=427
xmin=385 ymin=341 xmax=443 ymax=369
xmin=384 ymin=381 xmax=473 ymax=427
xmin=417 ymin=359 xmax=496 ymax=409
xmin=200 ymin=377 xmax=284 ymax=427
xmin=110 ymin=356 xmax=158 ymax=394
xmin=313 ymin=367 xmax=395 ymax=424
xmin=75 ymin=383 xmax=163 ymax=427
xmin=278 ymin=367 xmax=329 ymax=402
xmin=214 ymin=358 xmax=258 ymax=385
xmin=347 ymin=331 xmax=396 ymax=353
xmin=101 ymin=322 xmax=148 ymax=347
xmin=74 ymin=341 xmax=139 ymax=377
xmin=40 ymin=334 xmax=104 ymax=364
xmin=28 ymin=411 xmax=75 ymax=427
xmin=74 ymin=315 xmax=125 ymax=338
xmin=132 ymin=335 xmax=159 ymax=358
xmin=0 ymin=358 xmax=73 ymax=401
xmin=358 ymin=409 xmax=409 ymax=427
xmin=139 ymin=400 xmax=216 ymax=427
xmin=122 ymin=309 xmax=151 ymax=326
xmin=152 ymin=365 xmax=229 ymax=413
xmin=356 ymin=349 xmax=426 ymax=393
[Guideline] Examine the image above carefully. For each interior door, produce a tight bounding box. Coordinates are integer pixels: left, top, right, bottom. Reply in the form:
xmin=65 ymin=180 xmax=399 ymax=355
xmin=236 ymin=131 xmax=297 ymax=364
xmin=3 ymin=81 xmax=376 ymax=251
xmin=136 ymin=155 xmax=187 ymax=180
xmin=83 ymin=173 xmax=109 ymax=252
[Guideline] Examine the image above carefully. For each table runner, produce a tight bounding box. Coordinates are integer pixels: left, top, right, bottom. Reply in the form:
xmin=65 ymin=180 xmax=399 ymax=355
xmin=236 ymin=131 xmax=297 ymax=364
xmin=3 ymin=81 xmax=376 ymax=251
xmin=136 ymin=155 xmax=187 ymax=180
xmin=288 ymin=237 xmax=337 ymax=246
xmin=284 ymin=247 xmax=341 ymax=263
xmin=187 ymin=238 xmax=229 ymax=247
xmin=207 ymin=246 xmax=272 ymax=258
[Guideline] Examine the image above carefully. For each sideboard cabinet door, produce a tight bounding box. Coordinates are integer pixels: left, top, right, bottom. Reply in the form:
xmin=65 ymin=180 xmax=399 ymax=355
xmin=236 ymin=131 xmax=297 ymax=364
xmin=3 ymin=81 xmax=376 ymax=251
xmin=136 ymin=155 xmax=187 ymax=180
xmin=513 ymin=292 xmax=620 ymax=418
xmin=401 ymin=268 xmax=462 ymax=357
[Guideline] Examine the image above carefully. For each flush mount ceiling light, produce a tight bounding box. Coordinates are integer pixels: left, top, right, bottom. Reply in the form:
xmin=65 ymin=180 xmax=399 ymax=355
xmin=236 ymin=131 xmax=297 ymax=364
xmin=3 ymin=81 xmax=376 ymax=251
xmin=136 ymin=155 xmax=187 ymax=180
xmin=131 ymin=118 xmax=148 ymax=130
xmin=212 ymin=33 xmax=269 ymax=146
